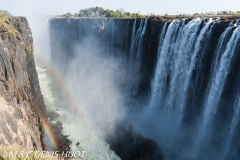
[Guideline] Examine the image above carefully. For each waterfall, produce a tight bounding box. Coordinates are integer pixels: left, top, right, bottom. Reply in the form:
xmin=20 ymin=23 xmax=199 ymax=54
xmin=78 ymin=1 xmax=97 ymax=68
xmin=203 ymin=26 xmax=240 ymax=126
xmin=150 ymin=20 xmax=184 ymax=108
xmin=50 ymin=17 xmax=240 ymax=160
xmin=211 ymin=26 xmax=233 ymax=75
xmin=147 ymin=18 xmax=240 ymax=159
xmin=111 ymin=20 xmax=115 ymax=54
xmin=156 ymin=23 xmax=168 ymax=58
xmin=225 ymin=87 xmax=240 ymax=158
xmin=127 ymin=19 xmax=148 ymax=95
xmin=230 ymin=92 xmax=240 ymax=138
xmin=150 ymin=18 xmax=206 ymax=111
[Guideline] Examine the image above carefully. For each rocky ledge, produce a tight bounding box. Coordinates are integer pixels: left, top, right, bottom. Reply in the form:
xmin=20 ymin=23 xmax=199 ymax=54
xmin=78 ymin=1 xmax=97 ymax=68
xmin=105 ymin=124 xmax=164 ymax=160
xmin=0 ymin=15 xmax=47 ymax=150
xmin=0 ymin=15 xmax=72 ymax=154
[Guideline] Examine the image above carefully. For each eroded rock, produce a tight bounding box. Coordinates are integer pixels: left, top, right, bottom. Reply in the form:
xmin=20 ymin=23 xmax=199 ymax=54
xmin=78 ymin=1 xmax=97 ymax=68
xmin=0 ymin=15 xmax=46 ymax=150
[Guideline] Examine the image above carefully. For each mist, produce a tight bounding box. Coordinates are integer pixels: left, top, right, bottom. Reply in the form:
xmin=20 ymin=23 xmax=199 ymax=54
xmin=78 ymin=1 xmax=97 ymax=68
xmin=2 ymin=1 xmax=240 ymax=159
xmin=64 ymin=38 xmax=128 ymax=136
xmin=0 ymin=1 xmax=128 ymax=158
xmin=0 ymin=0 xmax=84 ymax=64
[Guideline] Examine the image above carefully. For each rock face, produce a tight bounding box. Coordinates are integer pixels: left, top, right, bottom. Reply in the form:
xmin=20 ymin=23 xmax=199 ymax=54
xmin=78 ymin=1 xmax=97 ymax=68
xmin=49 ymin=17 xmax=240 ymax=159
xmin=49 ymin=17 xmax=165 ymax=159
xmin=49 ymin=17 xmax=231 ymax=98
xmin=0 ymin=15 xmax=46 ymax=150
xmin=49 ymin=18 xmax=159 ymax=97
xmin=105 ymin=124 xmax=164 ymax=160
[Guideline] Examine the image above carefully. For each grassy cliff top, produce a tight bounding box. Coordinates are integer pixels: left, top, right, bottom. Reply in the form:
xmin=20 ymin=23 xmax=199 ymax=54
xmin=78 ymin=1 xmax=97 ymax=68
xmin=0 ymin=15 xmax=18 ymax=34
xmin=50 ymin=15 xmax=240 ymax=23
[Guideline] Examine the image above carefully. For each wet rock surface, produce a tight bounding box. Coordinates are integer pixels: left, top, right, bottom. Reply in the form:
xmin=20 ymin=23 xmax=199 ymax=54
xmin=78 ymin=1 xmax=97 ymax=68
xmin=49 ymin=16 xmax=240 ymax=160
xmin=47 ymin=110 xmax=60 ymax=121
xmin=51 ymin=121 xmax=72 ymax=153
xmin=106 ymin=124 xmax=164 ymax=160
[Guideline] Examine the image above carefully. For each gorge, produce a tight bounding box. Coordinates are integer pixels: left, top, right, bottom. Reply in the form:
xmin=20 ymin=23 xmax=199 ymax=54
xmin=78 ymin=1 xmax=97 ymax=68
xmin=48 ymin=17 xmax=240 ymax=160
xmin=1 ymin=14 xmax=240 ymax=160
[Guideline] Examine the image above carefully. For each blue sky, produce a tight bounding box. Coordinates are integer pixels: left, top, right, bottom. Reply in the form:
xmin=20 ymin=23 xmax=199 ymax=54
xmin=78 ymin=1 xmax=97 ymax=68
xmin=1 ymin=0 xmax=240 ymax=16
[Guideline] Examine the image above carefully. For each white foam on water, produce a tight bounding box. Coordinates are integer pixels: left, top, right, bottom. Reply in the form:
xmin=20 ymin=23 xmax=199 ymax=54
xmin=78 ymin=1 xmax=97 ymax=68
xmin=37 ymin=67 xmax=120 ymax=160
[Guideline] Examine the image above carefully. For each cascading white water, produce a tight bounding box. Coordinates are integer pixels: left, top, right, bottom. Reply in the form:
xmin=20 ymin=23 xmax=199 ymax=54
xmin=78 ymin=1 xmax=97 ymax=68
xmin=145 ymin=18 xmax=215 ymax=158
xmin=37 ymin=67 xmax=120 ymax=160
xmin=211 ymin=26 xmax=233 ymax=74
xmin=167 ymin=18 xmax=212 ymax=120
xmin=150 ymin=19 xmax=188 ymax=109
xmin=230 ymin=91 xmax=240 ymax=138
xmin=203 ymin=26 xmax=240 ymax=126
xmin=47 ymin=17 xmax=240 ymax=160
xmin=139 ymin=18 xmax=240 ymax=159
xmin=111 ymin=21 xmax=115 ymax=54
xmin=192 ymin=24 xmax=236 ymax=153
xmin=128 ymin=19 xmax=148 ymax=95
xmin=165 ymin=18 xmax=208 ymax=114
xmin=225 ymin=88 xmax=240 ymax=157
xmin=156 ymin=23 xmax=168 ymax=58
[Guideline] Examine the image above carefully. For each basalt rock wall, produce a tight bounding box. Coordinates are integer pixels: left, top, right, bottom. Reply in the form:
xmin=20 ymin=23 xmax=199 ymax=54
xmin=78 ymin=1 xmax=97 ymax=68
xmin=0 ymin=15 xmax=46 ymax=150
xmin=49 ymin=17 xmax=240 ymax=160
xmin=49 ymin=17 xmax=230 ymax=98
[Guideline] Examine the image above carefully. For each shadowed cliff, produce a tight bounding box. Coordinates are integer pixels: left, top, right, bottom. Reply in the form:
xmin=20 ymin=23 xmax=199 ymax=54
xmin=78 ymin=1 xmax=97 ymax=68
xmin=49 ymin=17 xmax=240 ymax=160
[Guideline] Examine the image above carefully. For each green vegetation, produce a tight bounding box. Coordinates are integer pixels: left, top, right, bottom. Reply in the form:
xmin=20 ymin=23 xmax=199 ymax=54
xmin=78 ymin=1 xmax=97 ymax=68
xmin=0 ymin=10 xmax=12 ymax=16
xmin=62 ymin=12 xmax=75 ymax=17
xmin=59 ymin=7 xmax=240 ymax=19
xmin=25 ymin=43 xmax=33 ymax=55
xmin=0 ymin=15 xmax=18 ymax=34
xmin=61 ymin=6 xmax=146 ymax=18
xmin=193 ymin=11 xmax=240 ymax=16
xmin=148 ymin=11 xmax=240 ymax=19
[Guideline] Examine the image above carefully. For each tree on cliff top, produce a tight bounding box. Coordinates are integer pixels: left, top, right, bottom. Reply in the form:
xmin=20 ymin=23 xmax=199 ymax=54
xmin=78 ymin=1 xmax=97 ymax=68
xmin=77 ymin=6 xmax=146 ymax=18
xmin=78 ymin=7 xmax=106 ymax=17
xmin=0 ymin=10 xmax=12 ymax=16
xmin=62 ymin=12 xmax=74 ymax=17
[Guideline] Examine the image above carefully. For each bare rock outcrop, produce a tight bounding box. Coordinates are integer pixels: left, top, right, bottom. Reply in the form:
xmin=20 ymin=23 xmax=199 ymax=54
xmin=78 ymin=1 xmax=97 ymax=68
xmin=0 ymin=15 xmax=46 ymax=150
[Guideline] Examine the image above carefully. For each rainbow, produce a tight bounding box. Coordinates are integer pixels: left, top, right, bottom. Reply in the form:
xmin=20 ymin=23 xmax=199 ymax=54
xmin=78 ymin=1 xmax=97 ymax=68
xmin=32 ymin=101 xmax=58 ymax=150
xmin=33 ymin=47 xmax=95 ymax=150
xmin=42 ymin=114 xmax=58 ymax=150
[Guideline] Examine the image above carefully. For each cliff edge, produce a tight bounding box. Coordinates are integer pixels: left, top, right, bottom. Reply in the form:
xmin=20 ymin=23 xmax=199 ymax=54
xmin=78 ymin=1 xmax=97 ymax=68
xmin=0 ymin=15 xmax=46 ymax=150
